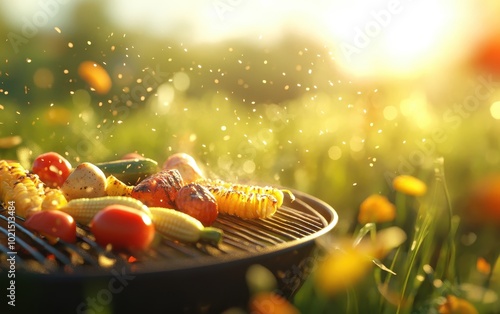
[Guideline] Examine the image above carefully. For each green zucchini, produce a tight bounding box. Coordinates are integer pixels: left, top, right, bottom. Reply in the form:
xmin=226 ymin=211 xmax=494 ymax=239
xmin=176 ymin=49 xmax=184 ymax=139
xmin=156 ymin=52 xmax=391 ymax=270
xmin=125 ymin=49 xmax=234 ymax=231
xmin=94 ymin=158 xmax=159 ymax=185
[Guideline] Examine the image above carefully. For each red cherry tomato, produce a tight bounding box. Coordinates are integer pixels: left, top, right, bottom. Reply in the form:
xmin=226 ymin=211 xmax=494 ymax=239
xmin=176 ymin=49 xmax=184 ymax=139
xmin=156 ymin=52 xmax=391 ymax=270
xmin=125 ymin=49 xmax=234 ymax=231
xmin=90 ymin=205 xmax=155 ymax=251
xmin=24 ymin=210 xmax=77 ymax=243
xmin=32 ymin=152 xmax=72 ymax=188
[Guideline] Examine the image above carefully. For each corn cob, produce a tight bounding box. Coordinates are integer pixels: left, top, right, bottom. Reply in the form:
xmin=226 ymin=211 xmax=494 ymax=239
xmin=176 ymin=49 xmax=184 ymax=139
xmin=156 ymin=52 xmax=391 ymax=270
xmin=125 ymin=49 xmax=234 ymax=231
xmin=200 ymin=179 xmax=295 ymax=219
xmin=149 ymin=207 xmax=223 ymax=244
xmin=41 ymin=188 xmax=67 ymax=211
xmin=105 ymin=175 xmax=133 ymax=197
xmin=0 ymin=160 xmax=45 ymax=218
xmin=58 ymin=196 xmax=150 ymax=225
xmin=202 ymin=179 xmax=295 ymax=208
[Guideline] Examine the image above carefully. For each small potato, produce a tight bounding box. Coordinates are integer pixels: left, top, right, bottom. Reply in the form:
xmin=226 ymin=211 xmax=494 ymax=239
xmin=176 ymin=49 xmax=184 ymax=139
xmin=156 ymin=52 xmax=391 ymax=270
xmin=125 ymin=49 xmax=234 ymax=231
xmin=162 ymin=153 xmax=205 ymax=183
xmin=61 ymin=162 xmax=107 ymax=200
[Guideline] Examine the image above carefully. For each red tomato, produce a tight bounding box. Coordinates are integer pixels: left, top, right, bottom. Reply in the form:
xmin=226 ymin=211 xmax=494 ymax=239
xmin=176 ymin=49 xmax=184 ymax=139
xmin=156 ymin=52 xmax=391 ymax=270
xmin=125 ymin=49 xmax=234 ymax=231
xmin=32 ymin=152 xmax=72 ymax=188
xmin=24 ymin=210 xmax=77 ymax=243
xmin=90 ymin=205 xmax=155 ymax=251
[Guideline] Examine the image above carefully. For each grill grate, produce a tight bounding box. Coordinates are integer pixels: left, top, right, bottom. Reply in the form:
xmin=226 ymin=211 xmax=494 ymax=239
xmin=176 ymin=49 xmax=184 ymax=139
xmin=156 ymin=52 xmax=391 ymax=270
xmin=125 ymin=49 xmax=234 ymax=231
xmin=0 ymin=195 xmax=328 ymax=275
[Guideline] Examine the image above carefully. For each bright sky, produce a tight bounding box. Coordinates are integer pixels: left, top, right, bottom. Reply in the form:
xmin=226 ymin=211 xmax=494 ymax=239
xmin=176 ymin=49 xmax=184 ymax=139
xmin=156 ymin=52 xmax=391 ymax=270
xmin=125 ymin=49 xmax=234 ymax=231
xmin=0 ymin=0 xmax=490 ymax=78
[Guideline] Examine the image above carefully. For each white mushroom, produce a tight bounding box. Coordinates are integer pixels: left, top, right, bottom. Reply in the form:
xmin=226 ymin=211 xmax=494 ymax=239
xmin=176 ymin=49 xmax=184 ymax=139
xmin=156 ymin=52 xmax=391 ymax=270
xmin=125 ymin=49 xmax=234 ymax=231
xmin=60 ymin=162 xmax=107 ymax=200
xmin=162 ymin=153 xmax=205 ymax=183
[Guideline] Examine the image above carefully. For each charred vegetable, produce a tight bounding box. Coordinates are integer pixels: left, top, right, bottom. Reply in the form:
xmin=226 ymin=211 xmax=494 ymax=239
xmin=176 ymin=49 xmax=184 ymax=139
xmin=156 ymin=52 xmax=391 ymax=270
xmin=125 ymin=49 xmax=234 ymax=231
xmin=202 ymin=180 xmax=295 ymax=219
xmin=0 ymin=160 xmax=45 ymax=218
xmin=131 ymin=169 xmax=184 ymax=208
xmin=105 ymin=175 xmax=133 ymax=197
xmin=175 ymin=183 xmax=218 ymax=226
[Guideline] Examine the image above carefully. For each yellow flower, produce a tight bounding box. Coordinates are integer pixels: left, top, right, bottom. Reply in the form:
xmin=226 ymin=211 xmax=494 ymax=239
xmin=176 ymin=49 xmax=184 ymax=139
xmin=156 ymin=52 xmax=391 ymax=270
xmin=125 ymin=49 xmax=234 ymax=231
xmin=358 ymin=194 xmax=396 ymax=224
xmin=392 ymin=175 xmax=427 ymax=196
xmin=315 ymin=247 xmax=373 ymax=296
xmin=438 ymin=295 xmax=478 ymax=314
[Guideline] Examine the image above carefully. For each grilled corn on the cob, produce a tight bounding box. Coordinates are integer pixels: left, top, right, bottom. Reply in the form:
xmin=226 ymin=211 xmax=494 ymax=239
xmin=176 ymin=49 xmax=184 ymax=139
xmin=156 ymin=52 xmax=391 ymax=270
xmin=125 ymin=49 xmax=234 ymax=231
xmin=0 ymin=160 xmax=45 ymax=218
xmin=201 ymin=179 xmax=295 ymax=219
xmin=58 ymin=196 xmax=150 ymax=225
xmin=149 ymin=206 xmax=222 ymax=243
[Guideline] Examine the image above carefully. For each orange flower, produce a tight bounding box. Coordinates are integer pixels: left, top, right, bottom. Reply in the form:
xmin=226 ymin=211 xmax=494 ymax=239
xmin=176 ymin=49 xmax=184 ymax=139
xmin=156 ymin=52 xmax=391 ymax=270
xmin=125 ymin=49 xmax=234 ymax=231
xmin=392 ymin=175 xmax=427 ymax=196
xmin=464 ymin=174 xmax=500 ymax=226
xmin=476 ymin=257 xmax=491 ymax=275
xmin=249 ymin=292 xmax=300 ymax=314
xmin=358 ymin=194 xmax=396 ymax=224
xmin=438 ymin=295 xmax=478 ymax=314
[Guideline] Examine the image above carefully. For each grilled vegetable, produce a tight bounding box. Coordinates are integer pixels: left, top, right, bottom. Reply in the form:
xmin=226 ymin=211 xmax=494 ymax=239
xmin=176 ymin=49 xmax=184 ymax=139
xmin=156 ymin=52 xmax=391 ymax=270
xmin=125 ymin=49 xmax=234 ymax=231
xmin=41 ymin=188 xmax=67 ymax=211
xmin=202 ymin=180 xmax=295 ymax=219
xmin=0 ymin=160 xmax=45 ymax=218
xmin=94 ymin=158 xmax=159 ymax=185
xmin=162 ymin=153 xmax=205 ymax=183
xmin=24 ymin=210 xmax=77 ymax=243
xmin=90 ymin=205 xmax=155 ymax=251
xmin=58 ymin=196 xmax=150 ymax=225
xmin=31 ymin=152 xmax=72 ymax=188
xmin=131 ymin=169 xmax=184 ymax=208
xmin=105 ymin=175 xmax=133 ymax=197
xmin=209 ymin=188 xmax=279 ymax=219
xmin=149 ymin=206 xmax=223 ymax=244
xmin=175 ymin=183 xmax=218 ymax=226
xmin=60 ymin=162 xmax=107 ymax=201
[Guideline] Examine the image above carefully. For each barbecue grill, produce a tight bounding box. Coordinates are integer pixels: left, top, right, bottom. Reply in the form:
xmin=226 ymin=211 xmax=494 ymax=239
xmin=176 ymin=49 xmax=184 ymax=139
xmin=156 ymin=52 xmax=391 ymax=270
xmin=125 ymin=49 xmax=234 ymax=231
xmin=0 ymin=189 xmax=337 ymax=313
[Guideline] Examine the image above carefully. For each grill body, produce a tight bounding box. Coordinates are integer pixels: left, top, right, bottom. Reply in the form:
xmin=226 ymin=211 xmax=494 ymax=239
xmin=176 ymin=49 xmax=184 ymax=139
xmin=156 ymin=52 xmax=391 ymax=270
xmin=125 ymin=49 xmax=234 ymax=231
xmin=0 ymin=190 xmax=337 ymax=313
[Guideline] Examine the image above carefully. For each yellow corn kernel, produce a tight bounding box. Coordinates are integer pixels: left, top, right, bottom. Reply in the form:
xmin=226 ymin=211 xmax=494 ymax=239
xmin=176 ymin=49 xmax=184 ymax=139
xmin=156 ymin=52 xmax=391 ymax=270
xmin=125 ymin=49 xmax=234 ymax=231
xmin=105 ymin=175 xmax=133 ymax=197
xmin=149 ymin=207 xmax=222 ymax=243
xmin=58 ymin=196 xmax=150 ymax=225
xmin=201 ymin=180 xmax=295 ymax=219
xmin=0 ymin=160 xmax=45 ymax=218
xmin=41 ymin=188 xmax=67 ymax=211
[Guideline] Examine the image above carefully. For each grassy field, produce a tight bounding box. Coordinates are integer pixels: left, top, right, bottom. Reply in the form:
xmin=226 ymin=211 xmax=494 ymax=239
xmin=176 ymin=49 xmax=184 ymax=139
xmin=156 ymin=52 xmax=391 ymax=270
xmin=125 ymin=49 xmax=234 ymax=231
xmin=1 ymin=8 xmax=500 ymax=312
